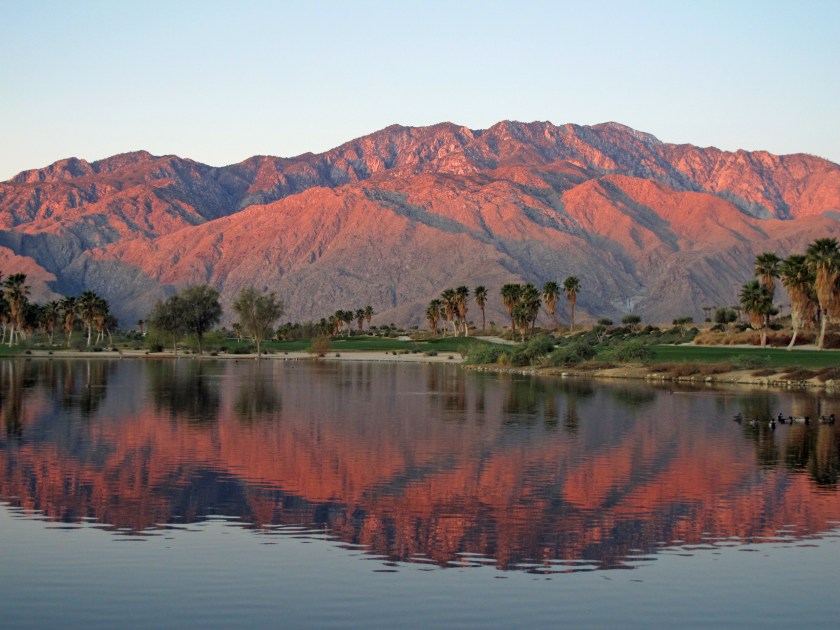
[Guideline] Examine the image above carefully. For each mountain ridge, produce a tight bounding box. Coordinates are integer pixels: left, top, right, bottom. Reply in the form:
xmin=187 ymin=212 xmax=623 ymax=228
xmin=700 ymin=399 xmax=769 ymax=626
xmin=2 ymin=120 xmax=839 ymax=326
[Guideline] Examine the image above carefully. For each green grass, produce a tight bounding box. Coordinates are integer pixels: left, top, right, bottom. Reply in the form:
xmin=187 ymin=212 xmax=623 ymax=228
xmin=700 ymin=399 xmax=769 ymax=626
xmin=645 ymin=344 xmax=840 ymax=369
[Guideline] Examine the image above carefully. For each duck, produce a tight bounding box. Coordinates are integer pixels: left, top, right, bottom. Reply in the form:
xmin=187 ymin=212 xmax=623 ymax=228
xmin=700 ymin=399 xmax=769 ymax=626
xmin=819 ymin=414 xmax=836 ymax=425
xmin=777 ymin=413 xmax=787 ymax=423
xmin=733 ymin=412 xmax=744 ymax=423
xmin=788 ymin=416 xmax=811 ymax=425
xmin=769 ymin=419 xmax=777 ymax=430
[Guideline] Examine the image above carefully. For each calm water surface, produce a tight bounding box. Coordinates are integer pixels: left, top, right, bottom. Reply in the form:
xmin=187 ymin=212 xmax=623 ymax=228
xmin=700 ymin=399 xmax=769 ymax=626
xmin=1 ymin=358 xmax=839 ymax=627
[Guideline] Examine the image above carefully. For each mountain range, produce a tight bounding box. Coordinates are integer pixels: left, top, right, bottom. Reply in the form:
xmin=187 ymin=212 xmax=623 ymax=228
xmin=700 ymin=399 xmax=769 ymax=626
xmin=2 ymin=120 xmax=839 ymax=327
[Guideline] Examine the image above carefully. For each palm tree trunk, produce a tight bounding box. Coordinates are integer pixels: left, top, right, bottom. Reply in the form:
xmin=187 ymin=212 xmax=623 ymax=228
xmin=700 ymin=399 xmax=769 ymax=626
xmin=787 ymin=329 xmax=798 ymax=350
xmin=818 ymin=315 xmax=827 ymax=350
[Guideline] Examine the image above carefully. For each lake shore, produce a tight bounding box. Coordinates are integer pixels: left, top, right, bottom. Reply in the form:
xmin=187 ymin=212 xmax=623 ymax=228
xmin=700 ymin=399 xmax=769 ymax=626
xmin=10 ymin=346 xmax=840 ymax=391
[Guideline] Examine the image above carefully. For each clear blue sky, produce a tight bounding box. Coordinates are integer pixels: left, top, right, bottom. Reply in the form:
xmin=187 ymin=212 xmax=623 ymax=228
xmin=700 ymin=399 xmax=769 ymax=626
xmin=2 ymin=0 xmax=838 ymax=180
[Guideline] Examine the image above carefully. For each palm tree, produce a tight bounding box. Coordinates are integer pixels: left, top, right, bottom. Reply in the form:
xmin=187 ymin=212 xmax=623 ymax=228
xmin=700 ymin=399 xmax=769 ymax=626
xmin=440 ymin=289 xmax=457 ymax=337
xmin=356 ymin=308 xmax=365 ymax=332
xmin=754 ymin=252 xmax=781 ymax=326
xmin=542 ymin=281 xmax=560 ymax=329
xmin=364 ymin=305 xmax=374 ymax=329
xmin=740 ymin=279 xmax=774 ymax=348
xmin=520 ymin=283 xmax=541 ymax=335
xmin=780 ymin=254 xmax=817 ymax=350
xmin=805 ymin=238 xmax=840 ymax=349
xmin=341 ymin=310 xmax=354 ymax=336
xmin=41 ymin=300 xmax=61 ymax=345
xmin=426 ymin=300 xmax=440 ymax=335
xmin=563 ymin=276 xmax=581 ymax=332
xmin=455 ymin=286 xmax=470 ymax=336
xmin=474 ymin=286 xmax=487 ymax=333
xmin=3 ymin=273 xmax=30 ymax=347
xmin=500 ymin=283 xmax=521 ymax=333
xmin=76 ymin=290 xmax=100 ymax=347
xmin=60 ymin=296 xmax=77 ymax=347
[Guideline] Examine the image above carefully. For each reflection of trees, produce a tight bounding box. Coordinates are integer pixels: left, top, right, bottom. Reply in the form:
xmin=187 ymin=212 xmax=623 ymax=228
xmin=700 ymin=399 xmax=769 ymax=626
xmin=810 ymin=426 xmax=840 ymax=487
xmin=610 ymin=385 xmax=656 ymax=410
xmin=503 ymin=377 xmax=538 ymax=419
xmin=0 ymin=360 xmax=25 ymax=438
xmin=234 ymin=366 xmax=281 ymax=423
xmin=148 ymin=361 xmax=220 ymax=423
xmin=51 ymin=360 xmax=113 ymax=417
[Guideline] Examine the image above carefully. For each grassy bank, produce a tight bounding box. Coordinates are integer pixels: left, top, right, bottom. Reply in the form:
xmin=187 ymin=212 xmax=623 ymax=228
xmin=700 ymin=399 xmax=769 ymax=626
xmin=648 ymin=345 xmax=840 ymax=369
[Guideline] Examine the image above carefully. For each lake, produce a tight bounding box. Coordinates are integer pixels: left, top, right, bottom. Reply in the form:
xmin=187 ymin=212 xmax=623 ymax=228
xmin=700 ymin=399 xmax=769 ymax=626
xmin=1 ymin=358 xmax=839 ymax=628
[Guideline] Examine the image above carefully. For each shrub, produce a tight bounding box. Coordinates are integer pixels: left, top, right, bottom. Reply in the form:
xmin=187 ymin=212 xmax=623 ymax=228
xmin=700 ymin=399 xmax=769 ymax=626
xmin=597 ymin=318 xmax=614 ymax=327
xmin=622 ymin=314 xmax=641 ymax=325
xmin=464 ymin=344 xmax=506 ymax=364
xmin=508 ymin=335 xmax=556 ymax=366
xmin=817 ymin=367 xmax=840 ymax=382
xmin=611 ymin=339 xmax=656 ymax=364
xmin=672 ymin=316 xmax=694 ymax=325
xmin=424 ymin=350 xmax=438 ymax=357
xmin=782 ymin=367 xmax=817 ymax=381
xmin=752 ymin=368 xmax=777 ymax=377
xmin=548 ymin=341 xmax=596 ymax=367
xmin=309 ymin=335 xmax=331 ymax=357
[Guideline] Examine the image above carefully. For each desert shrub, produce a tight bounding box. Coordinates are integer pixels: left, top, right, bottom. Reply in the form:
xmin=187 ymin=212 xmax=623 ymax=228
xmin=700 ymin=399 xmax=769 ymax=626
xmin=424 ymin=350 xmax=438 ymax=357
xmin=672 ymin=316 xmax=694 ymax=325
xmin=548 ymin=340 xmax=596 ymax=367
xmin=230 ymin=345 xmax=254 ymax=355
xmin=752 ymin=368 xmax=777 ymax=377
xmin=464 ymin=344 xmax=506 ymax=364
xmin=597 ymin=318 xmax=614 ymax=327
xmin=714 ymin=308 xmax=738 ymax=325
xmin=309 ymin=335 xmax=331 ymax=357
xmin=622 ymin=314 xmax=641 ymax=325
xmin=610 ymin=339 xmax=656 ymax=364
xmin=732 ymin=354 xmax=771 ymax=370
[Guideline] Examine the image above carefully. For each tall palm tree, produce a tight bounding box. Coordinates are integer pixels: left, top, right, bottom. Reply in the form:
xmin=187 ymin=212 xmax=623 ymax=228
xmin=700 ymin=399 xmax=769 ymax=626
xmin=3 ymin=273 xmax=30 ymax=347
xmin=474 ymin=286 xmax=487 ymax=333
xmin=76 ymin=290 xmax=100 ymax=347
xmin=500 ymin=283 xmax=521 ymax=333
xmin=60 ymin=296 xmax=77 ymax=347
xmin=780 ymin=254 xmax=816 ymax=350
xmin=740 ymin=279 xmax=774 ymax=348
xmin=805 ymin=238 xmax=840 ymax=349
xmin=356 ymin=308 xmax=365 ymax=332
xmin=426 ymin=300 xmax=441 ymax=335
xmin=92 ymin=296 xmax=110 ymax=345
xmin=440 ymin=289 xmax=457 ymax=337
xmin=754 ymin=252 xmax=781 ymax=326
xmin=521 ymin=283 xmax=541 ymax=335
xmin=455 ymin=285 xmax=470 ymax=336
xmin=364 ymin=305 xmax=373 ymax=328
xmin=542 ymin=281 xmax=560 ymax=329
xmin=41 ymin=300 xmax=61 ymax=345
xmin=563 ymin=276 xmax=581 ymax=332
xmin=341 ymin=310 xmax=354 ymax=336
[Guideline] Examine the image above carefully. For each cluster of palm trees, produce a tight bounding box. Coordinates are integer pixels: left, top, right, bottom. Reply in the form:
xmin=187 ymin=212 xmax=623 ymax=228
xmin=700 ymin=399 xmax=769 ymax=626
xmin=424 ymin=277 xmax=581 ymax=340
xmin=741 ymin=238 xmax=840 ymax=349
xmin=0 ymin=271 xmax=113 ymax=348
xmin=321 ymin=306 xmax=374 ymax=336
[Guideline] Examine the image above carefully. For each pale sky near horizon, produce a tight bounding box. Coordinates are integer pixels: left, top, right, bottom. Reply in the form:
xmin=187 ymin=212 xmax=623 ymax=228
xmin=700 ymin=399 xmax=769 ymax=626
xmin=2 ymin=0 xmax=838 ymax=181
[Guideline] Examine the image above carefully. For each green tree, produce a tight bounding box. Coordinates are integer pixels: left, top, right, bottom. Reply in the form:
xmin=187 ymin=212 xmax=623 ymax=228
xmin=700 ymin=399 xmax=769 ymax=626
xmin=147 ymin=295 xmax=187 ymax=354
xmin=542 ymin=281 xmax=560 ymax=329
xmin=232 ymin=287 xmax=284 ymax=355
xmin=426 ymin=300 xmax=441 ymax=335
xmin=740 ymin=279 xmax=774 ymax=348
xmin=440 ymin=288 xmax=457 ymax=337
xmin=754 ymin=251 xmax=781 ymax=326
xmin=474 ymin=285 xmax=487 ymax=332
xmin=562 ymin=276 xmax=581 ymax=332
xmin=178 ymin=284 xmax=223 ymax=354
xmin=364 ymin=305 xmax=374 ymax=328
xmin=355 ymin=308 xmax=365 ymax=332
xmin=805 ymin=238 xmax=840 ymax=349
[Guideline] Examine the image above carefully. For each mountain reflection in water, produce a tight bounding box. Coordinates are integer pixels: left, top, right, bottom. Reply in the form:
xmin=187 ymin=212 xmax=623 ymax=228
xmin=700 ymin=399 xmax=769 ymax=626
xmin=2 ymin=358 xmax=840 ymax=572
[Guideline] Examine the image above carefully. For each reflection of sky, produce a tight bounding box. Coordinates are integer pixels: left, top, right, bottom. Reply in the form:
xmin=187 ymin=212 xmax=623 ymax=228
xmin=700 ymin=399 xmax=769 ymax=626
xmin=1 ymin=506 xmax=839 ymax=628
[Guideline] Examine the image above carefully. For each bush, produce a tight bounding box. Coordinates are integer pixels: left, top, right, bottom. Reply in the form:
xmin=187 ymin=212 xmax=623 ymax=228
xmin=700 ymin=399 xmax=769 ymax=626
xmin=611 ymin=339 xmax=656 ymax=364
xmin=672 ymin=316 xmax=694 ymax=325
xmin=508 ymin=335 xmax=556 ymax=366
xmin=622 ymin=314 xmax=641 ymax=325
xmin=463 ymin=344 xmax=506 ymax=364
xmin=309 ymin=335 xmax=331 ymax=357
xmin=548 ymin=341 xmax=596 ymax=367
xmin=597 ymin=318 xmax=614 ymax=327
